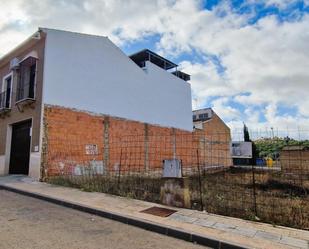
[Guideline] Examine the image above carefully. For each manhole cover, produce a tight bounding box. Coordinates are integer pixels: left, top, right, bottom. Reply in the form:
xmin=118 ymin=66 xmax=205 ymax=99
xmin=141 ymin=206 xmax=177 ymax=217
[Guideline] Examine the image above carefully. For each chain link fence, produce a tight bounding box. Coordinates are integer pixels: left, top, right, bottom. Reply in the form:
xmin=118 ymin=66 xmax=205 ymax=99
xmin=43 ymin=131 xmax=309 ymax=230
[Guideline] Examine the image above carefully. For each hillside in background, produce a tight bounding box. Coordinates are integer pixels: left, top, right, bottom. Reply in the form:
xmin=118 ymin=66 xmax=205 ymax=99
xmin=254 ymin=137 xmax=309 ymax=158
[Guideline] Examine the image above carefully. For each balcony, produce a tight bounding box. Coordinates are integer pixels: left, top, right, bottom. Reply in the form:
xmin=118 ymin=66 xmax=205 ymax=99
xmin=0 ymin=90 xmax=11 ymax=114
xmin=16 ymin=56 xmax=37 ymax=106
xmin=16 ymin=83 xmax=35 ymax=105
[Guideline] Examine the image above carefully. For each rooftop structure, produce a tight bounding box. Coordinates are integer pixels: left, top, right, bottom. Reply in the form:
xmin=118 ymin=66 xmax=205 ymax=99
xmin=129 ymin=49 xmax=191 ymax=81
xmin=193 ymin=108 xmax=213 ymax=122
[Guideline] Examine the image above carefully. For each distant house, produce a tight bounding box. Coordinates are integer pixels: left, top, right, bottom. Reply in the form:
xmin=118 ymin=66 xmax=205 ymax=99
xmin=193 ymin=108 xmax=233 ymax=169
xmin=280 ymin=145 xmax=309 ymax=175
xmin=193 ymin=108 xmax=213 ymax=123
xmin=231 ymin=141 xmax=253 ymax=166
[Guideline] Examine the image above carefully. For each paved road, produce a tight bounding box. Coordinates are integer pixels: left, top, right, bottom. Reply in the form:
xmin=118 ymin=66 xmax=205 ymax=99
xmin=0 ymin=190 xmax=206 ymax=249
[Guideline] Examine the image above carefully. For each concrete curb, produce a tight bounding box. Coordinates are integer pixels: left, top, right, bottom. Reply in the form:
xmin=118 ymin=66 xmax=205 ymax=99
xmin=0 ymin=184 xmax=247 ymax=249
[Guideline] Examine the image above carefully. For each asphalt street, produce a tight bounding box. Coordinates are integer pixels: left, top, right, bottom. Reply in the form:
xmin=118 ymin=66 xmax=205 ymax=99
xmin=0 ymin=190 xmax=207 ymax=249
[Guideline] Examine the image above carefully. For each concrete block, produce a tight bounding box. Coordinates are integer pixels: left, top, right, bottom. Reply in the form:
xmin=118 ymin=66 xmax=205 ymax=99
xmin=213 ymin=222 xmax=236 ymax=231
xmin=193 ymin=218 xmax=216 ymax=228
xmin=231 ymin=226 xmax=257 ymax=237
xmin=254 ymin=231 xmax=281 ymax=242
xmin=169 ymin=214 xmax=198 ymax=224
xmin=279 ymin=236 xmax=309 ymax=249
xmin=160 ymin=177 xmax=191 ymax=208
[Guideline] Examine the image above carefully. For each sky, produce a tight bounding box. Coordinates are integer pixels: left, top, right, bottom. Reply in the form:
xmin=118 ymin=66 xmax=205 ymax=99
xmin=0 ymin=0 xmax=309 ymax=138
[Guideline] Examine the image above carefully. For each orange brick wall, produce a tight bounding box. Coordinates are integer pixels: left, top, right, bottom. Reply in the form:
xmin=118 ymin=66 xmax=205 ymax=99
xmin=43 ymin=106 xmax=104 ymax=176
xmin=43 ymin=105 xmax=232 ymax=177
xmin=194 ymin=114 xmax=233 ymax=168
xmin=108 ymin=117 xmax=146 ymax=172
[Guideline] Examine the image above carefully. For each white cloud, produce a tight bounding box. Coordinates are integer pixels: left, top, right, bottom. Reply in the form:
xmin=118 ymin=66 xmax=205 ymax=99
xmin=247 ymin=0 xmax=309 ymax=9
xmin=211 ymin=97 xmax=240 ymax=120
xmin=0 ymin=0 xmax=308 ymax=137
xmin=179 ymin=60 xmax=235 ymax=106
xmin=263 ymin=0 xmax=307 ymax=8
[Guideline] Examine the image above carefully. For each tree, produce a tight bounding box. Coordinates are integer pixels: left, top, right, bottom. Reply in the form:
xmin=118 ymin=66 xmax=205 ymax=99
xmin=243 ymin=123 xmax=257 ymax=165
xmin=254 ymin=137 xmax=309 ymax=159
xmin=243 ymin=123 xmax=250 ymax=142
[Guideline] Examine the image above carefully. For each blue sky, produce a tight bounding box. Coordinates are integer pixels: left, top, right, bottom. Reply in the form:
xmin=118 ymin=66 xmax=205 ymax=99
xmin=0 ymin=0 xmax=308 ymax=137
xmin=118 ymin=0 xmax=309 ymax=135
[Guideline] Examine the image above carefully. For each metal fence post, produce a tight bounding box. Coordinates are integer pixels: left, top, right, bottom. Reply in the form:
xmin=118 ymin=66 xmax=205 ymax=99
xmin=251 ymin=165 xmax=257 ymax=217
xmin=197 ymin=149 xmax=204 ymax=211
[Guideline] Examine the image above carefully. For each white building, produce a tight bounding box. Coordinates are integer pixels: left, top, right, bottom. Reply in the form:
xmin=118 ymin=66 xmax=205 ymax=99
xmin=43 ymin=28 xmax=193 ymax=131
xmin=0 ymin=28 xmax=193 ymax=179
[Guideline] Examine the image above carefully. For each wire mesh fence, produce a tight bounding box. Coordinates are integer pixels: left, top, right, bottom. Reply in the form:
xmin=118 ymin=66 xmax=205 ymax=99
xmin=43 ymin=131 xmax=309 ymax=230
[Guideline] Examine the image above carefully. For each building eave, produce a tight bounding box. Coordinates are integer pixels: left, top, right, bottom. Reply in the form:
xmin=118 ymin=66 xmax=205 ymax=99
xmin=0 ymin=29 xmax=43 ymax=68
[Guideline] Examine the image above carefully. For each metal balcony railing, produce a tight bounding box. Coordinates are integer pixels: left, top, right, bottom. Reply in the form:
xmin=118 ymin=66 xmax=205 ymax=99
xmin=0 ymin=90 xmax=11 ymax=110
xmin=16 ymin=83 xmax=35 ymax=103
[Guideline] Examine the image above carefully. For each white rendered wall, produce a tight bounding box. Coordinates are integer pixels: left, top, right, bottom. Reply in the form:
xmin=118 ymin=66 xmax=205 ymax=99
xmin=0 ymin=125 xmax=12 ymax=176
xmin=28 ymin=152 xmax=41 ymax=179
xmin=0 ymin=155 xmax=5 ymax=175
xmin=42 ymin=29 xmax=193 ymax=131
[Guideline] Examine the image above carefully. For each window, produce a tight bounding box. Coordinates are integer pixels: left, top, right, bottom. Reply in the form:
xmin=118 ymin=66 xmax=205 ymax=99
xmin=16 ymin=56 xmax=37 ymax=102
xmin=198 ymin=113 xmax=209 ymax=120
xmin=0 ymin=73 xmax=12 ymax=109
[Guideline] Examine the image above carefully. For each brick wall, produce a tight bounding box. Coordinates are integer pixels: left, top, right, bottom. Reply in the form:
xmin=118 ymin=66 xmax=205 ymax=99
xmin=42 ymin=105 xmax=232 ymax=178
xmin=43 ymin=106 xmax=104 ymax=176
xmin=193 ymin=113 xmax=233 ymax=169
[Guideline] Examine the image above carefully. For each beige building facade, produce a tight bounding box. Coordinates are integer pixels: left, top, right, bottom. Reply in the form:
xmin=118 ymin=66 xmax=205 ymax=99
xmin=0 ymin=32 xmax=46 ymax=178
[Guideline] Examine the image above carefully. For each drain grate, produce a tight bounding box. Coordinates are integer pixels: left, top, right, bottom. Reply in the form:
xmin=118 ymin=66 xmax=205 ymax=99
xmin=141 ymin=206 xmax=177 ymax=217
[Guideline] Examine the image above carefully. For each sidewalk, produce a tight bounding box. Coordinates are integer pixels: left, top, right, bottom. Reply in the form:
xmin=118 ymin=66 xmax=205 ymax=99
xmin=0 ymin=175 xmax=308 ymax=249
